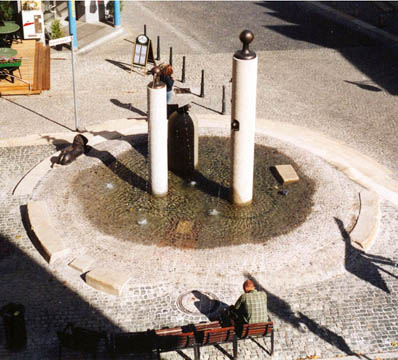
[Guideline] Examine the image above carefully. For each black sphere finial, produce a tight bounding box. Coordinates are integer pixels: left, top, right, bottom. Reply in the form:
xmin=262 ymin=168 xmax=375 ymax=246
xmin=234 ymin=30 xmax=256 ymax=60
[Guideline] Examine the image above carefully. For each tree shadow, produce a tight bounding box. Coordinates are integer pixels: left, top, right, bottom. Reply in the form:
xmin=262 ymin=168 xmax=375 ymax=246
xmin=110 ymin=98 xmax=147 ymax=117
xmin=0 ymin=232 xmax=123 ymax=358
xmin=334 ymin=217 xmax=397 ymax=293
xmin=243 ymin=272 xmax=359 ymax=357
xmin=255 ymin=2 xmax=398 ymax=95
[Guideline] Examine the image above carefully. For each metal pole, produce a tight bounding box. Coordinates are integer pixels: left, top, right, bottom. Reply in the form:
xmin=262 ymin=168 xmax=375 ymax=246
xmin=221 ymin=85 xmax=226 ymax=115
xmin=169 ymin=47 xmax=173 ymax=66
xmin=200 ymin=69 xmax=204 ymax=98
xmin=114 ymin=0 xmax=121 ymax=27
xmin=144 ymin=24 xmax=147 ymax=36
xmin=181 ymin=56 xmax=186 ymax=83
xmin=70 ymin=38 xmax=79 ymax=131
xmin=67 ymin=0 xmax=78 ymax=49
xmin=156 ymin=35 xmax=160 ymax=61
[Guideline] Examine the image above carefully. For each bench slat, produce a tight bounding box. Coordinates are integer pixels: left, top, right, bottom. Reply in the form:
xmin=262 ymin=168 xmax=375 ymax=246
xmin=200 ymin=327 xmax=235 ymax=346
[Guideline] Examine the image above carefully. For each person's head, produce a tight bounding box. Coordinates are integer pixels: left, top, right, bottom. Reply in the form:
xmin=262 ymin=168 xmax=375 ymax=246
xmin=243 ymin=280 xmax=255 ymax=293
xmin=163 ymin=64 xmax=173 ymax=76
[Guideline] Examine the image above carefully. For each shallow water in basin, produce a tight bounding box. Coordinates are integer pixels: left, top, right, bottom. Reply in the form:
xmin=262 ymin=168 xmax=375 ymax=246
xmin=72 ymin=136 xmax=315 ymax=248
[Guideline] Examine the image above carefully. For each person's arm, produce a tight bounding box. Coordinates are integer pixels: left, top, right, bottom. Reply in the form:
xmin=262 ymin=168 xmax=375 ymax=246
xmin=234 ymin=294 xmax=244 ymax=311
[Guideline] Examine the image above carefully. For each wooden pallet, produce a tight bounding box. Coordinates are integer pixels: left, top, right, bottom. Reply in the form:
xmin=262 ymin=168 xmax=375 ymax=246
xmin=0 ymin=39 xmax=50 ymax=96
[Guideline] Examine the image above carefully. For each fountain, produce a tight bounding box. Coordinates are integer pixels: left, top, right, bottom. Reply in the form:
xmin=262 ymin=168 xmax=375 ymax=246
xmin=24 ymin=30 xmax=364 ymax=294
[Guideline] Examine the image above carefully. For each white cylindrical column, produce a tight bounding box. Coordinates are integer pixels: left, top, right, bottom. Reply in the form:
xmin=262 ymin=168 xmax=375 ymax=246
xmin=230 ymin=30 xmax=258 ymax=206
xmin=147 ymin=76 xmax=168 ymax=197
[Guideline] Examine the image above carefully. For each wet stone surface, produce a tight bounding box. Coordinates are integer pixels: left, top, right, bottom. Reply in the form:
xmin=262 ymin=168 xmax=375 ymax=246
xmin=71 ymin=136 xmax=315 ymax=249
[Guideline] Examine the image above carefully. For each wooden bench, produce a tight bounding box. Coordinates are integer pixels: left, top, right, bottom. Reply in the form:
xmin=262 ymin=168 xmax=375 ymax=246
xmin=195 ymin=325 xmax=237 ymax=359
xmin=155 ymin=321 xmax=222 ymax=359
xmin=69 ymin=320 xmax=274 ymax=359
xmin=57 ymin=323 xmax=108 ymax=359
xmin=237 ymin=322 xmax=274 ymax=356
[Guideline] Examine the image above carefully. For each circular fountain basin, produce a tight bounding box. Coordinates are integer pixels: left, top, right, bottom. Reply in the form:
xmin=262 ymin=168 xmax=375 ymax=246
xmin=30 ymin=128 xmax=362 ymax=291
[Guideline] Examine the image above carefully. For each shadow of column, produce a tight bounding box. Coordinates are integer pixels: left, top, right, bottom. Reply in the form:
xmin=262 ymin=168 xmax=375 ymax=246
xmin=334 ymin=217 xmax=393 ymax=293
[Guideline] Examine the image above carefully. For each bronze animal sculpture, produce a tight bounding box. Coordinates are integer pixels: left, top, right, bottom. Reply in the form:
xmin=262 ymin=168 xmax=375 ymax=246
xmin=54 ymin=134 xmax=89 ymax=166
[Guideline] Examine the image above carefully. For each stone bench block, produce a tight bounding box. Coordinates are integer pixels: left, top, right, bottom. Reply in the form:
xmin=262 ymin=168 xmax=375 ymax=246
xmin=274 ymin=164 xmax=299 ymax=185
xmin=351 ymin=190 xmax=380 ymax=250
xmin=27 ymin=201 xmax=70 ymax=264
xmin=85 ymin=268 xmax=130 ymax=296
xmin=69 ymin=254 xmax=96 ymax=273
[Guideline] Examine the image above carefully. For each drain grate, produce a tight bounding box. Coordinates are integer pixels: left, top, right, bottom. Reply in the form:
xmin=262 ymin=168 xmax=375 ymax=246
xmin=177 ymin=290 xmax=221 ymax=315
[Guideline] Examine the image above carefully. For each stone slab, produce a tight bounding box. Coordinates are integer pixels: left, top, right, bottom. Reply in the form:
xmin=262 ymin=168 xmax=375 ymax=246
xmin=27 ymin=201 xmax=70 ymax=264
xmin=350 ymin=190 xmax=380 ymax=250
xmin=69 ymin=254 xmax=96 ymax=273
xmin=274 ymin=164 xmax=300 ymax=185
xmin=85 ymin=268 xmax=131 ymax=296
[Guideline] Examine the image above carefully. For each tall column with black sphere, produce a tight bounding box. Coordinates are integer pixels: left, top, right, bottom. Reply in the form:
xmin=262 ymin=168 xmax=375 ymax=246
xmin=147 ymin=67 xmax=168 ymax=197
xmin=230 ymin=30 xmax=258 ymax=206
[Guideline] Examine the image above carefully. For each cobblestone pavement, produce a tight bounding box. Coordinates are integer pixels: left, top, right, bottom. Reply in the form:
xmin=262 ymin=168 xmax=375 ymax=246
xmin=1 ymin=133 xmax=398 ymax=360
xmin=1 ymin=2 xmax=398 ymax=360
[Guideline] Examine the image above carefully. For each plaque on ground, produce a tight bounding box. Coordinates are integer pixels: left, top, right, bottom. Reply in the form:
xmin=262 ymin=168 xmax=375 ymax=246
xmin=274 ymin=164 xmax=299 ymax=185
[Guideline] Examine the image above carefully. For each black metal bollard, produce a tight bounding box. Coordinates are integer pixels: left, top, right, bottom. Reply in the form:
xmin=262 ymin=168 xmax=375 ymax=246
xmin=169 ymin=47 xmax=173 ymax=66
xmin=144 ymin=24 xmax=147 ymax=35
xmin=200 ymin=70 xmax=205 ymax=98
xmin=221 ymin=85 xmax=226 ymax=115
xmin=156 ymin=35 xmax=160 ymax=61
xmin=181 ymin=56 xmax=186 ymax=83
xmin=1 ymin=303 xmax=27 ymax=351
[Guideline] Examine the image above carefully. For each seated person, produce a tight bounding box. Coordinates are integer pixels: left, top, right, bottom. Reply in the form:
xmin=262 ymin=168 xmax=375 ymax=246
xmin=221 ymin=280 xmax=268 ymax=326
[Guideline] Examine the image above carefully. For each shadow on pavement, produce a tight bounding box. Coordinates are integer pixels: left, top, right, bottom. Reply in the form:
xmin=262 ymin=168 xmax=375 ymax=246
xmin=1 ymin=98 xmax=74 ymax=132
xmin=106 ymin=58 xmax=132 ymax=72
xmin=0 ymin=232 xmax=123 ymax=358
xmin=192 ymin=290 xmax=229 ymax=321
xmin=256 ymin=2 xmax=398 ymax=95
xmin=244 ymin=272 xmax=357 ymax=356
xmin=110 ymin=98 xmax=147 ymax=116
xmin=335 ymin=217 xmax=397 ymax=294
xmin=343 ymin=80 xmax=383 ymax=92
